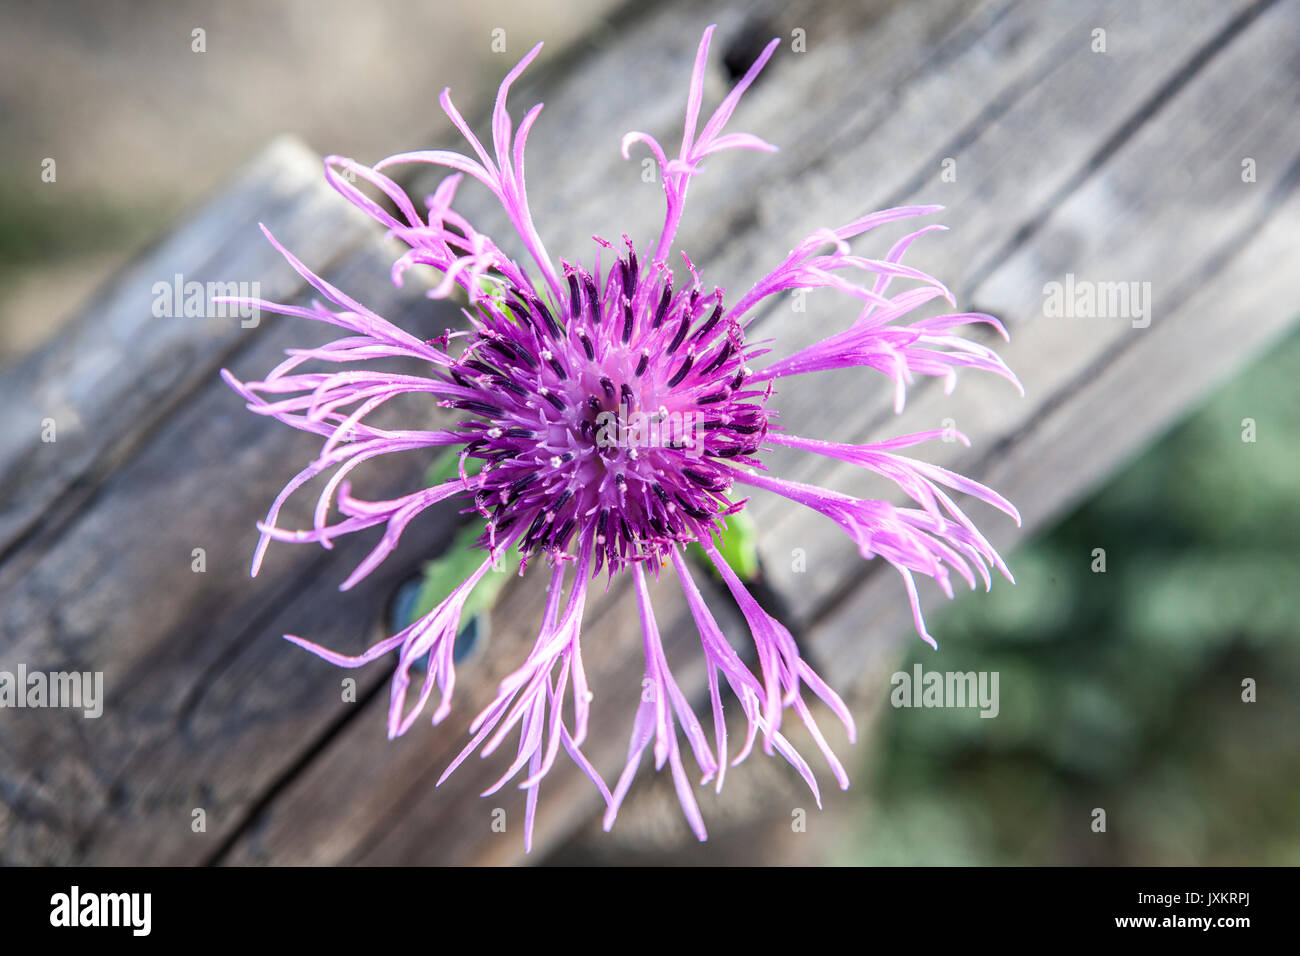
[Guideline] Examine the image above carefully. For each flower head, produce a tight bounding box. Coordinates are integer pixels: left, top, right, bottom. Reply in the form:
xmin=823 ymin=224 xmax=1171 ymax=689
xmin=224 ymin=25 xmax=1022 ymax=851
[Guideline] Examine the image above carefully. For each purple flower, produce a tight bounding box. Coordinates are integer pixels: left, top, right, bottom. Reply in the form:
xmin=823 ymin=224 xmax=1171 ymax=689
xmin=223 ymin=26 xmax=1022 ymax=850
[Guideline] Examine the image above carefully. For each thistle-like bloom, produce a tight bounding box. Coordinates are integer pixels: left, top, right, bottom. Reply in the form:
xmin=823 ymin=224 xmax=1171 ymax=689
xmin=223 ymin=26 xmax=1022 ymax=850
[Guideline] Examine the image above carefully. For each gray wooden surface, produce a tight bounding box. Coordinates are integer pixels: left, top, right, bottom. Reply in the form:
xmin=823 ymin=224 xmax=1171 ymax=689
xmin=1 ymin=0 xmax=1297 ymax=865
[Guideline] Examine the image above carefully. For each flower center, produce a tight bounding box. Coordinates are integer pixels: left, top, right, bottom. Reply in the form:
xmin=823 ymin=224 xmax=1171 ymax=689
xmin=443 ymin=243 xmax=769 ymax=571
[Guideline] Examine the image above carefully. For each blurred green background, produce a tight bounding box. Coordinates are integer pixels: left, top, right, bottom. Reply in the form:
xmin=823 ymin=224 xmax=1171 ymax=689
xmin=843 ymin=326 xmax=1300 ymax=865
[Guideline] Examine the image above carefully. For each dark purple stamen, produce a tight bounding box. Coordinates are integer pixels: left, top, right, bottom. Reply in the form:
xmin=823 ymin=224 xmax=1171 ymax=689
xmin=452 ymin=399 xmax=502 ymax=416
xmin=667 ymin=314 xmax=690 ymax=354
xmin=683 ymin=467 xmax=721 ymax=489
xmin=567 ymin=272 xmax=582 ymax=321
xmin=626 ymin=247 xmax=638 ymax=293
xmin=532 ymin=295 xmax=562 ymax=339
xmin=692 ymin=297 xmax=724 ymax=342
xmin=667 ymin=353 xmax=694 ymax=387
xmin=621 ymin=296 xmax=634 ymax=345
xmin=583 ymin=273 xmax=600 ymax=323
xmin=701 ymin=342 xmax=733 ymax=374
xmin=493 ymin=377 xmax=529 ymax=398
xmin=653 ymin=280 xmax=673 ymax=329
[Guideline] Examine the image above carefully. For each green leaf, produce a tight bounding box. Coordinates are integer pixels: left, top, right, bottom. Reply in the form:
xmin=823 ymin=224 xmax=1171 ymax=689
xmin=689 ymin=510 xmax=762 ymax=582
xmin=404 ymin=521 xmax=520 ymax=627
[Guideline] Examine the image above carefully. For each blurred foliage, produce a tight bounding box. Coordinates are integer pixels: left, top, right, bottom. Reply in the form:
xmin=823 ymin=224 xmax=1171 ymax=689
xmin=406 ymin=450 xmax=512 ymax=629
xmin=0 ymin=183 xmax=173 ymax=280
xmin=842 ymin=325 xmax=1300 ymax=865
xmin=407 ymin=520 xmax=519 ymax=627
